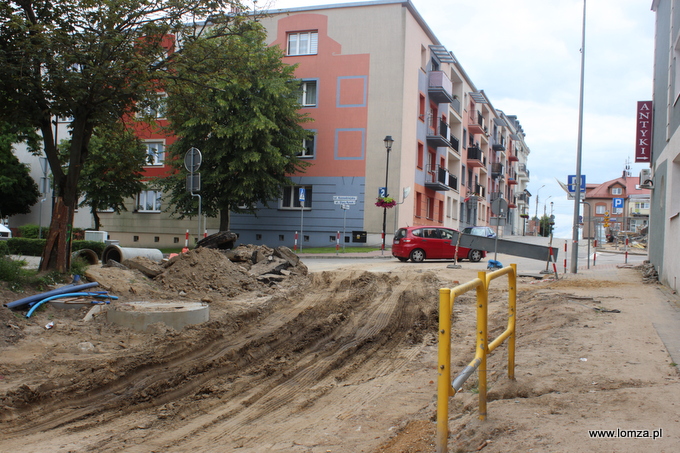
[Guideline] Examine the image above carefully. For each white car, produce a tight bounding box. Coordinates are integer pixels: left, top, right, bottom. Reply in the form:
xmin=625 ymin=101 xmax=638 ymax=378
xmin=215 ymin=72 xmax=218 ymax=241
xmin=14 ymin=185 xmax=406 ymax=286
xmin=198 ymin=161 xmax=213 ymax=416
xmin=0 ymin=224 xmax=12 ymax=240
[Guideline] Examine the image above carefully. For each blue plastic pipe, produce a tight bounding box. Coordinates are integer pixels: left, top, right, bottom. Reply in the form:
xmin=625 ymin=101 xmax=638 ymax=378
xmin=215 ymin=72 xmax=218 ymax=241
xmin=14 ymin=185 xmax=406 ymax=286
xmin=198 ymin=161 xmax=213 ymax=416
xmin=4 ymin=282 xmax=99 ymax=309
xmin=25 ymin=292 xmax=118 ymax=318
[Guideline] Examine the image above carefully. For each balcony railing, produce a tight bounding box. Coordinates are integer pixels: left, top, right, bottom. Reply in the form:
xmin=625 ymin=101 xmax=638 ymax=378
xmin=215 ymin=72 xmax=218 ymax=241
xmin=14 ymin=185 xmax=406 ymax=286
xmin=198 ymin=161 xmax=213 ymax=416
xmin=428 ymin=71 xmax=454 ymax=104
xmin=427 ymin=117 xmax=452 ymax=148
xmin=491 ymin=162 xmax=504 ymax=177
xmin=467 ymin=146 xmax=485 ymax=168
xmin=425 ymin=164 xmax=453 ymax=191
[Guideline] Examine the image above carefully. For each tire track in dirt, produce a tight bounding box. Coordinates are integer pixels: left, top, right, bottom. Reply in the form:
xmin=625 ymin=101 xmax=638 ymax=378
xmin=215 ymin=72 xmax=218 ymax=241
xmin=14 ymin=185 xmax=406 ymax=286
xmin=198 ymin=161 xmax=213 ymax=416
xmin=144 ymin=272 xmax=427 ymax=450
xmin=2 ymin=270 xmax=442 ymax=453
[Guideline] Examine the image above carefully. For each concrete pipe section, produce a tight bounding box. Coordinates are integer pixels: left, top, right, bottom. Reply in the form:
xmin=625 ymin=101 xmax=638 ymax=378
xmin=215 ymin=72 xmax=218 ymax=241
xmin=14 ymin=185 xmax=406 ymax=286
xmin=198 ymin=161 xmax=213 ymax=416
xmin=101 ymin=245 xmax=163 ymax=264
xmin=72 ymin=249 xmax=100 ymax=265
xmin=108 ymin=301 xmax=209 ymax=331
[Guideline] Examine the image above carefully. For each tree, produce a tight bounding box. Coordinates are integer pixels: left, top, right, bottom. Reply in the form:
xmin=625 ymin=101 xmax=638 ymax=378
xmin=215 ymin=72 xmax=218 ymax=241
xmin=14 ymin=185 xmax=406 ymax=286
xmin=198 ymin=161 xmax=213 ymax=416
xmin=539 ymin=215 xmax=554 ymax=237
xmin=0 ymin=122 xmax=41 ymax=218
xmin=0 ymin=0 xmax=246 ymax=272
xmin=59 ymin=122 xmax=148 ymax=231
xmin=157 ymin=22 xmax=311 ymax=231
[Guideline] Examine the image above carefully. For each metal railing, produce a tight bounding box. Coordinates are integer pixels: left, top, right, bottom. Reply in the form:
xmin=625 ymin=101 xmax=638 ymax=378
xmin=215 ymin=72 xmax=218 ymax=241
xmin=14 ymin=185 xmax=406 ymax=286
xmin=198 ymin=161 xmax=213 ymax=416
xmin=436 ymin=264 xmax=517 ymax=452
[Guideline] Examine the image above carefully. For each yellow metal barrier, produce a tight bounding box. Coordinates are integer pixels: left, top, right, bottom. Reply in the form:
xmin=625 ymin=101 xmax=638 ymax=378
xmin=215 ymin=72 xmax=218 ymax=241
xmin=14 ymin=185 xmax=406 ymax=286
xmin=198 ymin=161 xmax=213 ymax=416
xmin=436 ymin=264 xmax=517 ymax=453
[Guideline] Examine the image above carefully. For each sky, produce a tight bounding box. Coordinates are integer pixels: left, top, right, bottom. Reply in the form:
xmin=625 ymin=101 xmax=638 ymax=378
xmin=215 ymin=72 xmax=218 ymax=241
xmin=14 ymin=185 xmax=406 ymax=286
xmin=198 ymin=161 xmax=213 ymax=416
xmin=256 ymin=0 xmax=656 ymax=239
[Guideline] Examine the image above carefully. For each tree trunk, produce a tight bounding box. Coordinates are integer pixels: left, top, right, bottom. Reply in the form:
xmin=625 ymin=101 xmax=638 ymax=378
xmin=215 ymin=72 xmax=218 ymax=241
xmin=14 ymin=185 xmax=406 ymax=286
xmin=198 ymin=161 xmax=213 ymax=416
xmin=219 ymin=208 xmax=231 ymax=232
xmin=39 ymin=197 xmax=73 ymax=273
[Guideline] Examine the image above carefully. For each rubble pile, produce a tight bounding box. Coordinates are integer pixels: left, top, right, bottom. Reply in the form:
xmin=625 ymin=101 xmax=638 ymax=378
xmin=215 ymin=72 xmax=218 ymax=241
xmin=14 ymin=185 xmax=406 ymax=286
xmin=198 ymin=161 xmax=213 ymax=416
xmin=637 ymin=260 xmax=659 ymax=284
xmin=98 ymin=245 xmax=308 ymax=299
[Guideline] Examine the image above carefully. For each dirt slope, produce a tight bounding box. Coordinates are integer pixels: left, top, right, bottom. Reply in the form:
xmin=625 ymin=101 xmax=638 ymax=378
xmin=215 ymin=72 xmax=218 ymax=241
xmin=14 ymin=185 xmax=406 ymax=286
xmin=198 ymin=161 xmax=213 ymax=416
xmin=1 ymin=250 xmax=679 ymax=453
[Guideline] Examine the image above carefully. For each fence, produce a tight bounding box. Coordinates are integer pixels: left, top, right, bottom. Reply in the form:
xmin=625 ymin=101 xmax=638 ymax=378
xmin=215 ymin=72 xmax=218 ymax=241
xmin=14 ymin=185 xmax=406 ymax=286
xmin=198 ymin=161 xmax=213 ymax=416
xmin=436 ymin=264 xmax=517 ymax=453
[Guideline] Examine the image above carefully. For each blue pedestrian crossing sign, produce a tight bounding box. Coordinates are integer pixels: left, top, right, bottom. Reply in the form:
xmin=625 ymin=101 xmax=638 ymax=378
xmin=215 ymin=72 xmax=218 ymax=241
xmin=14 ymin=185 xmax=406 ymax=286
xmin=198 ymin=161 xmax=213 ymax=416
xmin=299 ymin=188 xmax=306 ymax=202
xmin=612 ymin=197 xmax=624 ymax=209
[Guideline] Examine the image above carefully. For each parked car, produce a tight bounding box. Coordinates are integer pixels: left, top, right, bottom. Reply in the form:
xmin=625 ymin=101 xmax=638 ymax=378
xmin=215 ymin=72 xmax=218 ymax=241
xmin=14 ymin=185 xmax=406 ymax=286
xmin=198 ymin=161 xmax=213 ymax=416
xmin=392 ymin=226 xmax=486 ymax=263
xmin=462 ymin=226 xmax=496 ymax=238
xmin=0 ymin=224 xmax=11 ymax=240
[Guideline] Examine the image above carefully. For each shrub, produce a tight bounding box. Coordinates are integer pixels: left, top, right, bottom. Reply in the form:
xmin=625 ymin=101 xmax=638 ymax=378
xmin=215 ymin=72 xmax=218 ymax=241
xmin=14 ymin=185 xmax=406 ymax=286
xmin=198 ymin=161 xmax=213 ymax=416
xmin=0 ymin=241 xmax=9 ymax=256
xmin=5 ymin=238 xmax=45 ymax=256
xmin=17 ymin=224 xmax=44 ymax=239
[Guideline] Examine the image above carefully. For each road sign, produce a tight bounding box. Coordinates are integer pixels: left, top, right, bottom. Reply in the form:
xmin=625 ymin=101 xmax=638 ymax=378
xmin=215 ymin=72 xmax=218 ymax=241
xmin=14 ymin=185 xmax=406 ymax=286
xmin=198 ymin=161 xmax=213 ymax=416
xmin=299 ymin=188 xmax=306 ymax=202
xmin=333 ymin=196 xmax=357 ymax=205
xmin=341 ymin=204 xmax=350 ymax=210
xmin=491 ymin=198 xmax=508 ymax=217
xmin=184 ymin=147 xmax=202 ymax=173
xmin=378 ymin=187 xmax=387 ymax=198
xmin=612 ymin=198 xmax=624 ymax=209
xmin=567 ymin=174 xmax=586 ymax=193
xmin=186 ymin=173 xmax=200 ymax=192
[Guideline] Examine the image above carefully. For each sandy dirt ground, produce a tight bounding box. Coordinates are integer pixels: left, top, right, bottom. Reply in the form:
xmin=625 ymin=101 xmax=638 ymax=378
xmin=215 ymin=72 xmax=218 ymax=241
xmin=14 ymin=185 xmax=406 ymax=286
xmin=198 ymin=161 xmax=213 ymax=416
xmin=0 ymin=247 xmax=678 ymax=453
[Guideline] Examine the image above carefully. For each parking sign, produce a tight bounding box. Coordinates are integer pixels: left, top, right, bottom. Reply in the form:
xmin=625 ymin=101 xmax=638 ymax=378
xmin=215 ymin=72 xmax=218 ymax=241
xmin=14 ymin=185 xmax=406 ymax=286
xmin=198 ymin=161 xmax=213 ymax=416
xmin=612 ymin=198 xmax=624 ymax=209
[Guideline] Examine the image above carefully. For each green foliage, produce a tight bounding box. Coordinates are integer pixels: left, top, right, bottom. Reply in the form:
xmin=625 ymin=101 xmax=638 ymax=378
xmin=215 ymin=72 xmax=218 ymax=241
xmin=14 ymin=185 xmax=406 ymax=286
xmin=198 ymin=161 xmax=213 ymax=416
xmin=0 ymin=255 xmax=26 ymax=283
xmin=539 ymin=215 xmax=554 ymax=237
xmin=0 ymin=122 xmax=41 ymax=217
xmin=3 ymin=238 xmax=106 ymax=256
xmin=73 ymin=241 xmax=107 ymax=256
xmin=0 ymin=0 xmax=249 ymax=271
xmin=158 ymin=21 xmax=311 ymax=230
xmin=5 ymin=238 xmax=45 ymax=256
xmin=17 ymin=224 xmax=43 ymax=239
xmin=58 ymin=122 xmax=148 ymax=230
xmin=0 ymin=240 xmax=9 ymax=256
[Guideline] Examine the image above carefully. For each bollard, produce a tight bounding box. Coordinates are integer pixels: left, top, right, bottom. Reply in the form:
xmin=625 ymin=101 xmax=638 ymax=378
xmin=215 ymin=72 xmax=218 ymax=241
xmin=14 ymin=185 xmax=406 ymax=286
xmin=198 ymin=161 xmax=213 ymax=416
xmin=294 ymin=231 xmax=298 ymax=252
xmin=336 ymin=231 xmax=340 ymax=255
xmin=182 ymin=229 xmax=189 ymax=253
xmin=563 ymin=240 xmax=567 ymax=273
xmin=625 ymin=238 xmax=629 ymax=264
xmin=593 ymin=239 xmax=597 ymax=266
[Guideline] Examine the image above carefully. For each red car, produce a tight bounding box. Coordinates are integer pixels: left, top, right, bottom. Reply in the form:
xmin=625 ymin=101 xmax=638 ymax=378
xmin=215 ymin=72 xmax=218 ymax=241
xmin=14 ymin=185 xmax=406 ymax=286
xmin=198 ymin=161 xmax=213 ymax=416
xmin=392 ymin=226 xmax=485 ymax=263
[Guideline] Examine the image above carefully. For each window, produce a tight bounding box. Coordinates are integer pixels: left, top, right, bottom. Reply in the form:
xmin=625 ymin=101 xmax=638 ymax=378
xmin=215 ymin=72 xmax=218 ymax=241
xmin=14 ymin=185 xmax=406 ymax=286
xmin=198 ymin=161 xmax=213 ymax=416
xmin=137 ymin=93 xmax=167 ymax=119
xmin=298 ymin=81 xmax=317 ymax=107
xmin=596 ymin=205 xmax=606 ymax=215
xmin=426 ymin=197 xmax=434 ymax=220
xmin=287 ymin=31 xmax=318 ymax=56
xmin=281 ymin=185 xmax=312 ymax=209
xmin=417 ymin=142 xmax=424 ymax=168
xmin=144 ymin=142 xmax=164 ymax=166
xmin=136 ymin=189 xmax=162 ymax=212
xmin=300 ymin=135 xmax=315 ymax=158
xmin=419 ymin=94 xmax=426 ymax=121
xmin=415 ymin=192 xmax=422 ymax=217
xmin=611 ymin=187 xmax=623 ymax=195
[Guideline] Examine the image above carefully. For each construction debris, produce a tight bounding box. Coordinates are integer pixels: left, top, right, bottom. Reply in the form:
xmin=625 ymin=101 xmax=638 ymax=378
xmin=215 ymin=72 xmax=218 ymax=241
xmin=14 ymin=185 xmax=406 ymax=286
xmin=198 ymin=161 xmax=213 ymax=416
xmin=636 ymin=260 xmax=659 ymax=284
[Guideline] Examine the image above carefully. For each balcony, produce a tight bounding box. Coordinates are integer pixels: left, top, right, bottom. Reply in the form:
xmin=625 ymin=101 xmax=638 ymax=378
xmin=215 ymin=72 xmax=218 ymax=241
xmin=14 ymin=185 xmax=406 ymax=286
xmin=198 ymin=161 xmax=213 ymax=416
xmin=425 ymin=164 xmax=453 ymax=191
xmin=508 ymin=152 xmax=519 ymax=162
xmin=427 ymin=118 xmax=452 ymax=148
xmin=507 ymin=177 xmax=518 ymax=185
xmin=468 ymin=112 xmax=485 ymax=135
xmin=450 ymin=134 xmax=460 ymax=153
xmin=428 ymin=71 xmax=454 ymax=104
xmin=492 ymin=140 xmax=505 ymax=152
xmin=518 ymin=163 xmax=530 ymax=180
xmin=491 ymin=162 xmax=504 ymax=178
xmin=467 ymin=146 xmax=485 ymax=168
xmin=489 ymin=191 xmax=503 ymax=202
xmin=475 ymin=184 xmax=486 ymax=198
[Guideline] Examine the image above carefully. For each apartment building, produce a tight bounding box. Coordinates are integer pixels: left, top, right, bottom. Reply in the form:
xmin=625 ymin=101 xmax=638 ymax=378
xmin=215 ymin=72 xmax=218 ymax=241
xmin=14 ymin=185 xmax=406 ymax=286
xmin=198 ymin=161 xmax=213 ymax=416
xmin=226 ymin=0 xmax=532 ymax=248
xmin=649 ymin=0 xmax=680 ymax=291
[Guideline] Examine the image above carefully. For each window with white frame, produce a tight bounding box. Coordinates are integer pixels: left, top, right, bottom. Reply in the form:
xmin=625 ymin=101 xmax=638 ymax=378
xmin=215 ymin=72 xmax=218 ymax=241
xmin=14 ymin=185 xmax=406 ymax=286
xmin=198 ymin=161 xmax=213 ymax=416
xmin=299 ymin=135 xmax=315 ymax=158
xmin=136 ymin=189 xmax=162 ymax=212
xmin=287 ymin=31 xmax=318 ymax=56
xmin=611 ymin=187 xmax=623 ymax=195
xmin=281 ymin=185 xmax=312 ymax=209
xmin=144 ymin=142 xmax=164 ymax=166
xmin=137 ymin=93 xmax=167 ymax=119
xmin=298 ymin=81 xmax=317 ymax=107
xmin=596 ymin=205 xmax=606 ymax=214
xmin=635 ymin=202 xmax=650 ymax=209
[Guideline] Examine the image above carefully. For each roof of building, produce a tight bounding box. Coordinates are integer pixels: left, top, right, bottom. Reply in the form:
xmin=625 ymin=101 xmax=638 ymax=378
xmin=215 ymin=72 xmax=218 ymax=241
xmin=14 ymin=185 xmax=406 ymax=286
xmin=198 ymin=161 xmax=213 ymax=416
xmin=585 ymin=175 xmax=651 ymax=199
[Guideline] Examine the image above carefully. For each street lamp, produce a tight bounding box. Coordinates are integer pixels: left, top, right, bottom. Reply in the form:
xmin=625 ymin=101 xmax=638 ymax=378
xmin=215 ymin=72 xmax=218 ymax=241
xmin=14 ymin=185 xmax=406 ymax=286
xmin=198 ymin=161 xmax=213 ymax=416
xmin=381 ymin=135 xmax=394 ymax=254
xmin=534 ymin=184 xmax=545 ymax=236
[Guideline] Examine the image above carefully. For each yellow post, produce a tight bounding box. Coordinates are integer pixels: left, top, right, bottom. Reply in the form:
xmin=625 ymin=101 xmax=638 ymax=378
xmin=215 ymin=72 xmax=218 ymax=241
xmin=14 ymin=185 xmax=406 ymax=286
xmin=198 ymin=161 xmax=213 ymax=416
xmin=508 ymin=263 xmax=517 ymax=380
xmin=437 ymin=288 xmax=452 ymax=453
xmin=477 ymin=271 xmax=488 ymax=421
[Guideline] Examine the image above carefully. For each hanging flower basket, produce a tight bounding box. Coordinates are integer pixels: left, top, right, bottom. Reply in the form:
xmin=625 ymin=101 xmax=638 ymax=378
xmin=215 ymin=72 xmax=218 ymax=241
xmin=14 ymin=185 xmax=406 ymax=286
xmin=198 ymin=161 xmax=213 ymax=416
xmin=520 ymin=214 xmax=529 ymax=219
xmin=375 ymin=197 xmax=397 ymax=208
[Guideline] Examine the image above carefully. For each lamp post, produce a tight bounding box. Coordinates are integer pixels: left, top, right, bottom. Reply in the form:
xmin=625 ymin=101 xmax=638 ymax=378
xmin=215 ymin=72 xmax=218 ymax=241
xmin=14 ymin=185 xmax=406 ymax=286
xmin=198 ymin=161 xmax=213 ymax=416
xmin=534 ymin=184 xmax=545 ymax=236
xmin=381 ymin=135 xmax=393 ymax=255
